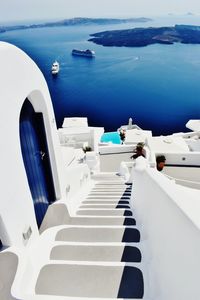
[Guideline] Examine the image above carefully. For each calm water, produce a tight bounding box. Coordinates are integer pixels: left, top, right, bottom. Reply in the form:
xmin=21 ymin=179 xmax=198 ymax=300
xmin=1 ymin=16 xmax=200 ymax=135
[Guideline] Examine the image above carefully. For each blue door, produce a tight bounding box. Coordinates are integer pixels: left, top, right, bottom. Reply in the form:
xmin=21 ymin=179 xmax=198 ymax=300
xmin=20 ymin=100 xmax=55 ymax=227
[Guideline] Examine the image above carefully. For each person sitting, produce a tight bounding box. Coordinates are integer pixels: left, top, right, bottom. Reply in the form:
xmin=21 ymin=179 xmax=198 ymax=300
xmin=156 ymin=155 xmax=166 ymax=171
xmin=130 ymin=142 xmax=145 ymax=159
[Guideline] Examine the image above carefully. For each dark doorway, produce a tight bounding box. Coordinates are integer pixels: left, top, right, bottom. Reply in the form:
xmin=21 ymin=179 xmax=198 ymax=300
xmin=20 ymin=99 xmax=55 ymax=227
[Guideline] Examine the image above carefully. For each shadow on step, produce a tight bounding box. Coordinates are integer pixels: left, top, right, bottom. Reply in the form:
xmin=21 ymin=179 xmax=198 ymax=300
xmin=123 ymin=218 xmax=136 ymax=225
xmin=118 ymin=266 xmax=144 ymax=298
xmin=121 ymin=245 xmax=141 ymax=262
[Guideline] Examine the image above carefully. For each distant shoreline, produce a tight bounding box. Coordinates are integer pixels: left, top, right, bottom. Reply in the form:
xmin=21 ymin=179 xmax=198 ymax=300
xmin=89 ymin=24 xmax=200 ymax=47
xmin=0 ymin=17 xmax=152 ymax=34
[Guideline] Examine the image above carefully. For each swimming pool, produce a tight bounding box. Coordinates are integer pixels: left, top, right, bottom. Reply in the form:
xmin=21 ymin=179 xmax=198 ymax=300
xmin=101 ymin=132 xmax=121 ymax=144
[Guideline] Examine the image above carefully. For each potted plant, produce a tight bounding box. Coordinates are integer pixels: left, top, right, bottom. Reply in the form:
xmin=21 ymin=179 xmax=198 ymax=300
xmin=82 ymin=146 xmax=92 ymax=153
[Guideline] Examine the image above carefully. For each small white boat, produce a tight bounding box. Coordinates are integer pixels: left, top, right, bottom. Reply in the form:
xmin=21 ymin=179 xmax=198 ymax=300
xmin=51 ymin=61 xmax=59 ymax=74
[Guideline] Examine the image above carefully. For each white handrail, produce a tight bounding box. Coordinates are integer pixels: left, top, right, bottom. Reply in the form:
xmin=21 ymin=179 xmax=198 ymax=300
xmin=164 ymin=173 xmax=200 ymax=189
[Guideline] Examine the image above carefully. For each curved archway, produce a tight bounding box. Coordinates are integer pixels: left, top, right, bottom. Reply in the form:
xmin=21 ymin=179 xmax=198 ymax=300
xmin=19 ymin=99 xmax=55 ymax=227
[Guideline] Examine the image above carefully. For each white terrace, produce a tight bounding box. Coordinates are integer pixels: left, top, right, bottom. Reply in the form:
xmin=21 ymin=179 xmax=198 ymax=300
xmin=1 ymin=42 xmax=200 ymax=300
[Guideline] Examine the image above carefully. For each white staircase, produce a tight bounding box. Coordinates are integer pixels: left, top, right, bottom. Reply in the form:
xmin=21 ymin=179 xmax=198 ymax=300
xmin=35 ymin=173 xmax=144 ymax=299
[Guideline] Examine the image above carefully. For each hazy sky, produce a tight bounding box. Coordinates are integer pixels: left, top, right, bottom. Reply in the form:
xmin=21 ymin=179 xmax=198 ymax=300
xmin=1 ymin=0 xmax=200 ymax=23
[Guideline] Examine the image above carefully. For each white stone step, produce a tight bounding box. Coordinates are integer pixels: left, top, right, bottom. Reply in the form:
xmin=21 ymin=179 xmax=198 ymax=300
xmin=86 ymin=196 xmax=131 ymax=199
xmin=50 ymin=245 xmax=141 ymax=262
xmin=69 ymin=216 xmax=136 ymax=226
xmin=82 ymin=200 xmax=130 ymax=205
xmin=35 ymin=264 xmax=144 ymax=298
xmin=95 ymin=180 xmax=125 ymax=184
xmin=55 ymin=226 xmax=140 ymax=243
xmin=79 ymin=204 xmax=130 ymax=209
xmin=89 ymin=191 xmax=130 ymax=193
xmin=92 ymin=188 xmax=131 ymax=190
xmin=76 ymin=209 xmax=133 ymax=216
xmin=90 ymin=190 xmax=131 ymax=193
xmin=90 ymin=194 xmax=130 ymax=197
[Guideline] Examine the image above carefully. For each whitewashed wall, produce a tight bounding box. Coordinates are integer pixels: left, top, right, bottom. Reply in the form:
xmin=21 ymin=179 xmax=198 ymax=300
xmin=132 ymin=158 xmax=200 ymax=300
xmin=0 ymin=42 xmax=78 ymax=247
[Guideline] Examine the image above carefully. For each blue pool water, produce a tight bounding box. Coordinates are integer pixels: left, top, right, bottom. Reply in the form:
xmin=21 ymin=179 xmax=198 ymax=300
xmin=101 ymin=132 xmax=121 ymax=144
xmin=1 ymin=16 xmax=200 ymax=135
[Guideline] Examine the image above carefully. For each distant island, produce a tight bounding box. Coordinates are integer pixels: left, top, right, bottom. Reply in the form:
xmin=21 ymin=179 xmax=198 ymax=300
xmin=0 ymin=17 xmax=152 ymax=34
xmin=89 ymin=25 xmax=200 ymax=47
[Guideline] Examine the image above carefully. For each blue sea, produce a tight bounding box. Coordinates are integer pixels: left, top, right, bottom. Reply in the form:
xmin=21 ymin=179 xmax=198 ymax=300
xmin=1 ymin=15 xmax=200 ymax=135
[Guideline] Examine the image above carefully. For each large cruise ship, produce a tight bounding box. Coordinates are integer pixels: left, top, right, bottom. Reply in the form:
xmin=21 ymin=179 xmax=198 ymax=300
xmin=1 ymin=41 xmax=200 ymax=300
xmin=72 ymin=48 xmax=95 ymax=57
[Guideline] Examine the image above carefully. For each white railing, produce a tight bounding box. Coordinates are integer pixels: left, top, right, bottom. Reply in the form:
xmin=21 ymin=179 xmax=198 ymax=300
xmin=131 ymin=158 xmax=200 ymax=300
xmin=160 ymin=152 xmax=200 ymax=166
xmin=173 ymin=130 xmax=200 ymax=139
xmin=99 ymin=144 xmax=134 ymax=155
xmin=164 ymin=173 xmax=200 ymax=190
